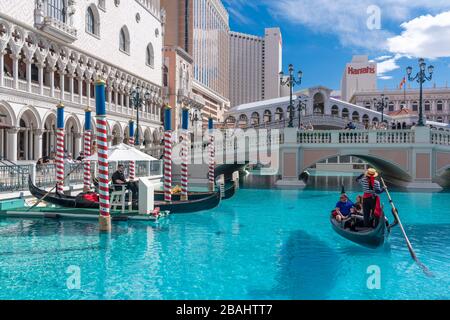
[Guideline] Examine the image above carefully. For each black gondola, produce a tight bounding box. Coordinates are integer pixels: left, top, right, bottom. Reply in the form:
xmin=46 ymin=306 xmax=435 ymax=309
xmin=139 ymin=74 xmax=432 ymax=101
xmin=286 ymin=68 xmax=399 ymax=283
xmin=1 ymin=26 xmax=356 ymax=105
xmin=214 ymin=163 xmax=248 ymax=181
xmin=29 ymin=177 xmax=221 ymax=214
xmin=330 ymin=213 xmax=388 ymax=249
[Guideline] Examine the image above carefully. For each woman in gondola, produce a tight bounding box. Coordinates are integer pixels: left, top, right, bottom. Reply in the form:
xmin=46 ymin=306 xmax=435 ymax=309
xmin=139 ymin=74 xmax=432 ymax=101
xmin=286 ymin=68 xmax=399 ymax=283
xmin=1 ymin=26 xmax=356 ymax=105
xmin=356 ymin=168 xmax=385 ymax=228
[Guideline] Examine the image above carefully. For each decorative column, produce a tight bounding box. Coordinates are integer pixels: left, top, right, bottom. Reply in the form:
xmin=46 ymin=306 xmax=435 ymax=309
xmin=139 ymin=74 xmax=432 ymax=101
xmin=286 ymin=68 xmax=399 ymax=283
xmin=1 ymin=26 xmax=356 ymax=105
xmin=34 ymin=129 xmax=43 ymax=162
xmin=25 ymin=57 xmax=33 ymax=92
xmin=163 ymin=105 xmax=172 ymax=202
xmin=6 ymin=128 xmax=19 ymax=162
xmin=128 ymin=120 xmax=136 ymax=181
xmin=38 ymin=63 xmax=45 ymax=95
xmin=78 ymin=76 xmax=83 ymax=105
xmin=69 ymin=74 xmax=74 ymax=102
xmin=95 ymin=80 xmax=111 ymax=232
xmin=49 ymin=67 xmax=55 ymax=97
xmin=83 ymin=107 xmax=92 ymax=192
xmin=181 ymin=108 xmax=189 ymax=201
xmin=86 ymin=79 xmax=92 ymax=106
xmin=55 ymin=103 xmax=65 ymax=194
xmin=59 ymin=70 xmax=65 ymax=101
xmin=0 ymin=50 xmax=4 ymax=87
xmin=208 ymin=117 xmax=215 ymax=192
xmin=11 ymin=52 xmax=19 ymax=90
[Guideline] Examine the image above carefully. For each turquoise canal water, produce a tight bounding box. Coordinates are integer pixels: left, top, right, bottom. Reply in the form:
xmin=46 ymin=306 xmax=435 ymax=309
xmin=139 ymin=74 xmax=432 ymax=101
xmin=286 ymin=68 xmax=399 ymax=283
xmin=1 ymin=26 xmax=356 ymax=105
xmin=0 ymin=188 xmax=449 ymax=300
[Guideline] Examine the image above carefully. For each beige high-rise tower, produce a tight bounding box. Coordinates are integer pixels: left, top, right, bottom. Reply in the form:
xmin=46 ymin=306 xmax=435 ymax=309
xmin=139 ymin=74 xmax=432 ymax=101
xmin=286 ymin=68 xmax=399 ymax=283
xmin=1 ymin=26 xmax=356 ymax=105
xmin=229 ymin=27 xmax=283 ymax=107
xmin=161 ymin=0 xmax=230 ymax=126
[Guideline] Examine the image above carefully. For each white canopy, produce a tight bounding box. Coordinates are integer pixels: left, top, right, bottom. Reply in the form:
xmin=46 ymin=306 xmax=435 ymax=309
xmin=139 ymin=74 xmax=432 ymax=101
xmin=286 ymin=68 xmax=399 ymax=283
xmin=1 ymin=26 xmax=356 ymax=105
xmin=85 ymin=143 xmax=157 ymax=162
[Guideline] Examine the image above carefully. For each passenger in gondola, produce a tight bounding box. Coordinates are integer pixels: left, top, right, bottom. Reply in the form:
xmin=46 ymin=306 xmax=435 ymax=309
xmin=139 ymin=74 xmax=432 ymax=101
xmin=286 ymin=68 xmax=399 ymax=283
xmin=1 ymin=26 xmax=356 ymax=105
xmin=356 ymin=168 xmax=384 ymax=228
xmin=332 ymin=194 xmax=354 ymax=225
xmin=112 ymin=164 xmax=139 ymax=199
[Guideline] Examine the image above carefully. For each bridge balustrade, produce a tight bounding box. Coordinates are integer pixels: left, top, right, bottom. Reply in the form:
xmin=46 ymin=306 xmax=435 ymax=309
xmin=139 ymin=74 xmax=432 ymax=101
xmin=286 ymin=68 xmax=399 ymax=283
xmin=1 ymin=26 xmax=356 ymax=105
xmin=377 ymin=130 xmax=415 ymax=144
xmin=431 ymin=130 xmax=450 ymax=145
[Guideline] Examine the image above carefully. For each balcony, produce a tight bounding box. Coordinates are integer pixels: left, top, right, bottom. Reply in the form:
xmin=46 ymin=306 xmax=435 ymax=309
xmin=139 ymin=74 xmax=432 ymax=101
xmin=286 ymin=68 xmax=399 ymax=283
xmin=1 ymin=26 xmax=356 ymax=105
xmin=38 ymin=16 xmax=77 ymax=43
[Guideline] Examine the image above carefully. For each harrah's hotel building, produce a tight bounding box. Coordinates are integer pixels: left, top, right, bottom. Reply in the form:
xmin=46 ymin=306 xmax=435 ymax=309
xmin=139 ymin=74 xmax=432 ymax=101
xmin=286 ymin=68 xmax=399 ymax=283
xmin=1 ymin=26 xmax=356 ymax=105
xmin=341 ymin=55 xmax=378 ymax=102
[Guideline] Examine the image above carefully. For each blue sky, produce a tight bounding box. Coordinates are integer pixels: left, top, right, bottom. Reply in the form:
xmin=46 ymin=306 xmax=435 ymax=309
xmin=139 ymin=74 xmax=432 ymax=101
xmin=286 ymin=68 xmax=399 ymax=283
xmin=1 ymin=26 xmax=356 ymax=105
xmin=223 ymin=0 xmax=450 ymax=91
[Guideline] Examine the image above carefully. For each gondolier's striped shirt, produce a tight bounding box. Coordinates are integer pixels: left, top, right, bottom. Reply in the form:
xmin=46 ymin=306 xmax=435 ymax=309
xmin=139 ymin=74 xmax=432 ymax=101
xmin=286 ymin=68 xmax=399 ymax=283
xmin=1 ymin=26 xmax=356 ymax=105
xmin=356 ymin=175 xmax=383 ymax=195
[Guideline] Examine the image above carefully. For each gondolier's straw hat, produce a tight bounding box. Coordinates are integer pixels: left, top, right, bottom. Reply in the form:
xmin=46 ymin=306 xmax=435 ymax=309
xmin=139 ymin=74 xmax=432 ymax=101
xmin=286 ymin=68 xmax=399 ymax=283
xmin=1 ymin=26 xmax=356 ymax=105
xmin=365 ymin=168 xmax=379 ymax=178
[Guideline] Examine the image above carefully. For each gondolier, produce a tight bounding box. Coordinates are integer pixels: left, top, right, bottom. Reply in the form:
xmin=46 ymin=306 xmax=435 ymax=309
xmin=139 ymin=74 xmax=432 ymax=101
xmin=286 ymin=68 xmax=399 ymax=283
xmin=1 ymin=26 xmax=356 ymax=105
xmin=356 ymin=168 xmax=385 ymax=227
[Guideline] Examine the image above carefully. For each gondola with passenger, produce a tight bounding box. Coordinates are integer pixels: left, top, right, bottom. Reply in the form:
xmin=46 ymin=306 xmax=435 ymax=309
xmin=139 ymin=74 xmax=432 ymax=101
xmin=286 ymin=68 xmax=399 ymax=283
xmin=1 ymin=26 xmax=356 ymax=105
xmin=28 ymin=176 xmax=221 ymax=214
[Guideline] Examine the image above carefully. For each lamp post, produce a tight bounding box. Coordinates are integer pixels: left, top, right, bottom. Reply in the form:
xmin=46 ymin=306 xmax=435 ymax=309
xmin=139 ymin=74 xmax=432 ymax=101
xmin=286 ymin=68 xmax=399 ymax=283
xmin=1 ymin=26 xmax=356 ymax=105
xmin=190 ymin=107 xmax=200 ymax=128
xmin=296 ymin=97 xmax=307 ymax=129
xmin=407 ymin=58 xmax=434 ymax=127
xmin=130 ymin=87 xmax=151 ymax=146
xmin=280 ymin=64 xmax=303 ymax=128
xmin=373 ymin=94 xmax=389 ymax=123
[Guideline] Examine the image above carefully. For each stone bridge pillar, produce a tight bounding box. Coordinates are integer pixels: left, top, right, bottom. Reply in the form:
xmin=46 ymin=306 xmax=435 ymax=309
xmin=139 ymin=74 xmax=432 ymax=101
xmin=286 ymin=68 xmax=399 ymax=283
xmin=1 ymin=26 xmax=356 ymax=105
xmin=406 ymin=127 xmax=442 ymax=191
xmin=275 ymin=128 xmax=305 ymax=188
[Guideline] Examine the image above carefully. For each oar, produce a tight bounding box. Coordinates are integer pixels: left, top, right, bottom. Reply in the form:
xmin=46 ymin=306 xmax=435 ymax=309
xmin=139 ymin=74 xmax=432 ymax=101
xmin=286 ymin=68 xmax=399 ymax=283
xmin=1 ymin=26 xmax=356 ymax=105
xmin=380 ymin=177 xmax=433 ymax=277
xmin=26 ymin=162 xmax=84 ymax=212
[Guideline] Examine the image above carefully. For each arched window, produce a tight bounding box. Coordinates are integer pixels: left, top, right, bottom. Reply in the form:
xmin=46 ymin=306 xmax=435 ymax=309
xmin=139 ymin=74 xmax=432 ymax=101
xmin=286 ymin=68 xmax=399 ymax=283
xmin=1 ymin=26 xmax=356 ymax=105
xmin=342 ymin=108 xmax=349 ymax=119
xmin=352 ymin=111 xmax=360 ymax=122
xmin=364 ymin=101 xmax=371 ymax=109
xmin=388 ymin=102 xmax=394 ymax=112
xmin=119 ymin=26 xmax=130 ymax=53
xmin=47 ymin=0 xmax=66 ymax=23
xmin=331 ymin=105 xmax=339 ymax=116
xmin=424 ymin=100 xmax=431 ymax=111
xmin=412 ymin=101 xmax=418 ymax=112
xmin=146 ymin=43 xmax=154 ymax=68
xmin=86 ymin=7 xmax=95 ymax=34
xmin=437 ymin=100 xmax=443 ymax=112
xmin=86 ymin=5 xmax=100 ymax=36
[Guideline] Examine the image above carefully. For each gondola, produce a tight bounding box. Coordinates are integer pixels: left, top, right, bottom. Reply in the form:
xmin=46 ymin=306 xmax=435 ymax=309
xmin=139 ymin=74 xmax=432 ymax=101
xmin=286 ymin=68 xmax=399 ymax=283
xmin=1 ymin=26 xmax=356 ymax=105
xmin=330 ymin=213 xmax=389 ymax=249
xmin=28 ymin=177 xmax=221 ymax=214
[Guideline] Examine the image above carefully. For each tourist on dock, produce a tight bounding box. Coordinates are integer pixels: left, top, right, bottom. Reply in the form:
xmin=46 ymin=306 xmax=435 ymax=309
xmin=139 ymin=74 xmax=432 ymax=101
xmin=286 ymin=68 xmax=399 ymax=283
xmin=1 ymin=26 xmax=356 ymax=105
xmin=76 ymin=151 xmax=85 ymax=162
xmin=332 ymin=194 xmax=354 ymax=224
xmin=112 ymin=164 xmax=139 ymax=199
xmin=64 ymin=153 xmax=75 ymax=164
xmin=402 ymin=122 xmax=407 ymax=130
xmin=391 ymin=122 xmax=396 ymax=130
xmin=356 ymin=168 xmax=384 ymax=228
xmin=397 ymin=122 xmax=402 ymax=130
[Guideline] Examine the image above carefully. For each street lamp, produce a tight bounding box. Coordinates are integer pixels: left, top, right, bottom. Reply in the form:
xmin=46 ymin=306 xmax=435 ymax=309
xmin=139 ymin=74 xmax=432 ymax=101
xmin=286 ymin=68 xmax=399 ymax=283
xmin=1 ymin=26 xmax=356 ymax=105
xmin=280 ymin=64 xmax=303 ymax=127
xmin=373 ymin=94 xmax=389 ymax=123
xmin=406 ymin=58 xmax=434 ymax=127
xmin=296 ymin=97 xmax=307 ymax=129
xmin=190 ymin=107 xmax=200 ymax=128
xmin=130 ymin=86 xmax=151 ymax=146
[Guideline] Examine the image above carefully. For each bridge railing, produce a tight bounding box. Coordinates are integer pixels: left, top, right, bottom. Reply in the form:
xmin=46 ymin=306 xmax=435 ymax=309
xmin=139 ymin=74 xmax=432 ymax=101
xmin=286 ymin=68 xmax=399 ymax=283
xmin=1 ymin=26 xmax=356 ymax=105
xmin=431 ymin=130 xmax=450 ymax=145
xmin=292 ymin=129 xmax=416 ymax=145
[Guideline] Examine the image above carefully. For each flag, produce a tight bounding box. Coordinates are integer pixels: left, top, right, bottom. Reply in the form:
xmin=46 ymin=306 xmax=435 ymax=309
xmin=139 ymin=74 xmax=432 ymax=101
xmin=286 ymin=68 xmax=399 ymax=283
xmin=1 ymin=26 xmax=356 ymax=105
xmin=399 ymin=77 xmax=406 ymax=89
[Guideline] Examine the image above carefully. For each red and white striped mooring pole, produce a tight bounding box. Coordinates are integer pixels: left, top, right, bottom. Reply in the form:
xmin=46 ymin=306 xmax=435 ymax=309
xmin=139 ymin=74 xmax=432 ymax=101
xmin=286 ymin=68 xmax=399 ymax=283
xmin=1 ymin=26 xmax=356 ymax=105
xmin=208 ymin=117 xmax=215 ymax=192
xmin=95 ymin=80 xmax=111 ymax=232
xmin=181 ymin=108 xmax=189 ymax=201
xmin=128 ymin=120 xmax=136 ymax=181
xmin=83 ymin=107 xmax=92 ymax=192
xmin=164 ymin=105 xmax=172 ymax=202
xmin=56 ymin=102 xmax=65 ymax=194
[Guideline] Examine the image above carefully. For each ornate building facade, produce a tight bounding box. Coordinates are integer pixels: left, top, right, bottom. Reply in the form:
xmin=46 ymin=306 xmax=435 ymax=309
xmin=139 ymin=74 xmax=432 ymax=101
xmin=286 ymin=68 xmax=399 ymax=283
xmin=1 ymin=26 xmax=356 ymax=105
xmin=0 ymin=0 xmax=165 ymax=162
xmin=161 ymin=0 xmax=230 ymax=130
xmin=351 ymin=87 xmax=450 ymax=124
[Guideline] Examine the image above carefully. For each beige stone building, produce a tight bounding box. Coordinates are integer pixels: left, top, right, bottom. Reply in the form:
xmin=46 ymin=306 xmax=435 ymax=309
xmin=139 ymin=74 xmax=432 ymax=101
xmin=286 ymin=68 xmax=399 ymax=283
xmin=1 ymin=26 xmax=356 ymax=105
xmin=351 ymin=87 xmax=450 ymax=124
xmin=161 ymin=0 xmax=230 ymax=130
xmin=229 ymin=28 xmax=283 ymax=108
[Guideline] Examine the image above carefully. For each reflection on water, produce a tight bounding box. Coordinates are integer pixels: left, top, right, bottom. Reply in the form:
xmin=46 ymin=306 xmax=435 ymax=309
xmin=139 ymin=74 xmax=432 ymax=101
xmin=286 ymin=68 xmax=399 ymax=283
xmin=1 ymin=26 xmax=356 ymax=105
xmin=243 ymin=171 xmax=450 ymax=193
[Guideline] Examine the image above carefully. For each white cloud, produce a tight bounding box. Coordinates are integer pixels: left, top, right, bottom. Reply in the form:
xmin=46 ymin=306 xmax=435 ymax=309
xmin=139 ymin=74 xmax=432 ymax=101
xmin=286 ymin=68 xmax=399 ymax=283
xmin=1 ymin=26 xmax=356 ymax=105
xmin=387 ymin=11 xmax=450 ymax=59
xmin=379 ymin=75 xmax=393 ymax=80
xmin=377 ymin=55 xmax=401 ymax=75
xmin=261 ymin=0 xmax=450 ymax=51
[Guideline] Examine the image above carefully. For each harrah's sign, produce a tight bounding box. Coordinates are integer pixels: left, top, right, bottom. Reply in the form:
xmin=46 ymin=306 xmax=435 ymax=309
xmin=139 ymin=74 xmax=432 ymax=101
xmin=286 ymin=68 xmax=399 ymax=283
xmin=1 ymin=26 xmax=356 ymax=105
xmin=348 ymin=66 xmax=376 ymax=75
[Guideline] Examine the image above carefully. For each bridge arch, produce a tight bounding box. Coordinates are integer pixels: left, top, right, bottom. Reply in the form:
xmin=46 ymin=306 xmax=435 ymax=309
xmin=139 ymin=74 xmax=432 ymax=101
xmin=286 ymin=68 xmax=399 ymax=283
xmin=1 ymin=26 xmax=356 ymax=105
xmin=300 ymin=149 xmax=413 ymax=184
xmin=251 ymin=112 xmax=260 ymax=127
xmin=331 ymin=105 xmax=339 ymax=116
